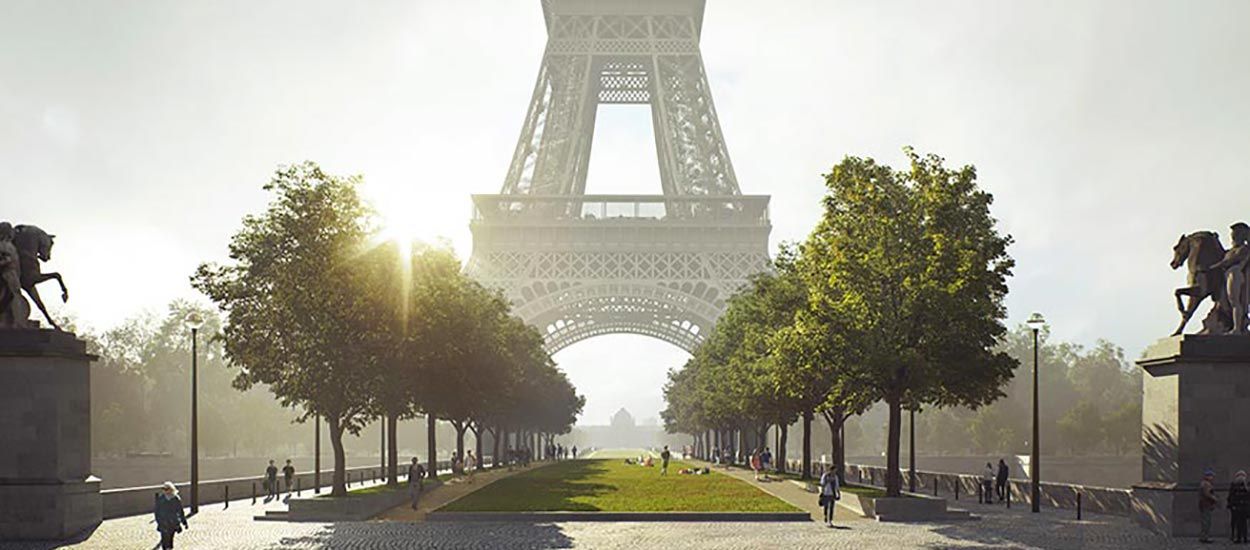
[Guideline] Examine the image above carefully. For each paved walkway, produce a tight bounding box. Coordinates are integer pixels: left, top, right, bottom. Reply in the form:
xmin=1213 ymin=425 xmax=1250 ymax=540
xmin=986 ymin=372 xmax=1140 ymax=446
xmin=686 ymin=459 xmax=869 ymax=524
xmin=377 ymin=464 xmax=537 ymax=521
xmin=0 ymin=459 xmax=1236 ymax=549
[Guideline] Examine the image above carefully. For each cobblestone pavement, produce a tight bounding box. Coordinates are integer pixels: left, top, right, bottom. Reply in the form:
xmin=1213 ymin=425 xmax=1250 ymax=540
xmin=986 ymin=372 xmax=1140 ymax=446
xmin=1 ymin=500 xmax=1239 ymax=549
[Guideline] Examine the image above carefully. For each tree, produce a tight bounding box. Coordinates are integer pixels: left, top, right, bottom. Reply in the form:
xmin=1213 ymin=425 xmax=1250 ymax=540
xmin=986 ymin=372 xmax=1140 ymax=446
xmin=802 ymin=149 xmax=1017 ymax=496
xmin=193 ymin=162 xmax=379 ymax=496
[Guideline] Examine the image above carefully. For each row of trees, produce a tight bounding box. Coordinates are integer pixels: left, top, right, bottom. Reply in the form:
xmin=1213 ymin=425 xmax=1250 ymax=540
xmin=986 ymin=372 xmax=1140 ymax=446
xmin=86 ymin=302 xmax=303 ymax=460
xmin=193 ymin=162 xmax=583 ymax=496
xmin=663 ymin=149 xmax=1018 ymax=497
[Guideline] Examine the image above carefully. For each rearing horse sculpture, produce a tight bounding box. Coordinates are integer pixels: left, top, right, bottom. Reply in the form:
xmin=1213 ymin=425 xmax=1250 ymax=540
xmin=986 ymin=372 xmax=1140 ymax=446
xmin=13 ymin=225 xmax=68 ymax=330
xmin=1170 ymin=231 xmax=1231 ymax=335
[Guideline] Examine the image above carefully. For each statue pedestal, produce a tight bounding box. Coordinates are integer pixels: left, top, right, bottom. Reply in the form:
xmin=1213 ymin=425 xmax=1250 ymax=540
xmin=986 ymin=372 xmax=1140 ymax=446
xmin=1131 ymin=335 xmax=1250 ymax=538
xmin=0 ymin=330 xmax=101 ymax=541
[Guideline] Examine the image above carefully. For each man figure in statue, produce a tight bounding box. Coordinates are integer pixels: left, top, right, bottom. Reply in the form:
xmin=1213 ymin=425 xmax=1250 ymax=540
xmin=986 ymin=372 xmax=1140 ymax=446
xmin=0 ymin=222 xmax=26 ymax=328
xmin=1205 ymin=222 xmax=1250 ymax=334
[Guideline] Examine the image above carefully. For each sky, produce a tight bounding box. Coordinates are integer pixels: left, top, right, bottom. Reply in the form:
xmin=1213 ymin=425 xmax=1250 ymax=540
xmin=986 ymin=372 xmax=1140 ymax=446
xmin=3 ymin=0 xmax=1249 ymax=426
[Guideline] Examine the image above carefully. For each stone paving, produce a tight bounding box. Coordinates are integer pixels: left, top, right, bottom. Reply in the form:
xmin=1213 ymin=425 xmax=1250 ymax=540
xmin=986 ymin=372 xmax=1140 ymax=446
xmin=0 ymin=461 xmax=1238 ymax=549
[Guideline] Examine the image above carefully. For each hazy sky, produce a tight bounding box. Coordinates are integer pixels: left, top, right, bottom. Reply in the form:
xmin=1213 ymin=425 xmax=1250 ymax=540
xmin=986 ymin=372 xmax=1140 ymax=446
xmin=3 ymin=1 xmax=1248 ymax=426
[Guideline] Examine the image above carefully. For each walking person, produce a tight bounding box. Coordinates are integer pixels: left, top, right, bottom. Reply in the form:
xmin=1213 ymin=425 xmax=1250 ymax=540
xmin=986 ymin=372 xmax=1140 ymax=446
xmin=995 ymin=459 xmax=1009 ymax=503
xmin=265 ymin=460 xmax=279 ymax=501
xmin=981 ymin=462 xmax=995 ymax=503
xmin=407 ymin=457 xmax=426 ymax=510
xmin=153 ymin=481 xmax=188 ymax=550
xmin=1200 ymin=468 xmax=1219 ymax=543
xmin=465 ymin=450 xmax=477 ymax=483
xmin=282 ymin=459 xmax=296 ymax=495
xmin=819 ymin=466 xmax=841 ymax=527
xmin=572 ymin=445 xmax=578 ymax=459
xmin=1230 ymin=470 xmax=1250 ymax=543
xmin=762 ymin=447 xmax=773 ymax=473
xmin=660 ymin=445 xmax=672 ymax=476
xmin=750 ymin=448 xmax=763 ymax=481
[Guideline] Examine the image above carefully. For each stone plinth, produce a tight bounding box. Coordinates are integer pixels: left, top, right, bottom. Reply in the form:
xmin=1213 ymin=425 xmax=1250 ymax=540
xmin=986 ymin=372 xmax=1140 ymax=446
xmin=0 ymin=329 xmax=101 ymax=540
xmin=1131 ymin=335 xmax=1250 ymax=538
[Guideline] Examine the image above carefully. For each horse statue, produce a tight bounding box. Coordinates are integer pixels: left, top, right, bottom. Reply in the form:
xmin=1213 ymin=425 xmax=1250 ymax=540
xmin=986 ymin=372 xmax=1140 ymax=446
xmin=1170 ymin=231 xmax=1233 ymax=335
xmin=11 ymin=225 xmax=68 ymax=331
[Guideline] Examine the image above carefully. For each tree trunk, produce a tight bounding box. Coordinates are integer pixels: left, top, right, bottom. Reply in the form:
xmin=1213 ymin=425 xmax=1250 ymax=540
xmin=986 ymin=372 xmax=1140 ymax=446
xmin=474 ymin=424 xmax=484 ymax=470
xmin=713 ymin=429 xmax=721 ymax=461
xmin=886 ymin=397 xmax=903 ymax=497
xmin=387 ymin=412 xmax=400 ymax=486
xmin=327 ymin=415 xmax=348 ymax=496
xmin=801 ymin=410 xmax=813 ymax=480
xmin=490 ymin=426 xmax=500 ymax=469
xmin=453 ymin=422 xmax=466 ymax=463
xmin=426 ymin=414 xmax=438 ymax=480
xmin=821 ymin=409 xmax=845 ymax=483
xmin=778 ymin=423 xmax=789 ymax=473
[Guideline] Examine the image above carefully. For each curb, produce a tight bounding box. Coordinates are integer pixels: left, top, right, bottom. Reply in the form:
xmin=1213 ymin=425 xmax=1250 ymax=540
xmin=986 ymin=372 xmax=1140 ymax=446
xmin=426 ymin=511 xmax=811 ymax=522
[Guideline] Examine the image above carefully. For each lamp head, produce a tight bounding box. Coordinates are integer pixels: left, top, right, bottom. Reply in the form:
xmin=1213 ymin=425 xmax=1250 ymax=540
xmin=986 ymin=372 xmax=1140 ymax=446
xmin=184 ymin=312 xmax=205 ymax=331
xmin=1026 ymin=312 xmax=1046 ymax=331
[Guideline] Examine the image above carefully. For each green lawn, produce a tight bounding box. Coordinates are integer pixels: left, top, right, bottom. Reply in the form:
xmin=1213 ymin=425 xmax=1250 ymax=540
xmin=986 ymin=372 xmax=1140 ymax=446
xmin=441 ymin=459 xmax=799 ymax=512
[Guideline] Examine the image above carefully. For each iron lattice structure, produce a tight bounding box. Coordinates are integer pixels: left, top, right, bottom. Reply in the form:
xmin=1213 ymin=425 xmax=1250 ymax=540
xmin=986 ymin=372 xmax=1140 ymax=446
xmin=467 ymin=0 xmax=771 ymax=354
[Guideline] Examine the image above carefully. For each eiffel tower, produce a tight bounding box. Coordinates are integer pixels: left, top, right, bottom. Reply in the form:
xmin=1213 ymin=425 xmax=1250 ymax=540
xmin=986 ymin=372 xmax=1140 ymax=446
xmin=467 ymin=0 xmax=771 ymax=354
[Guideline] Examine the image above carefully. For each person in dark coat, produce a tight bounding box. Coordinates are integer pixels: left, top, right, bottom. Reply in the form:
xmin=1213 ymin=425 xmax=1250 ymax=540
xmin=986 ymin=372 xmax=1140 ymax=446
xmin=995 ymin=459 xmax=1010 ymax=502
xmin=1229 ymin=470 xmax=1250 ymax=543
xmin=153 ymin=481 xmax=188 ymax=549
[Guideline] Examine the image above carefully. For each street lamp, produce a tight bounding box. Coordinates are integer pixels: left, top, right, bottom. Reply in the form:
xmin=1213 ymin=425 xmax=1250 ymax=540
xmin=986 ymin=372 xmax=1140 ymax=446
xmin=1026 ymin=311 xmax=1046 ymax=513
xmin=184 ymin=311 xmax=205 ymax=515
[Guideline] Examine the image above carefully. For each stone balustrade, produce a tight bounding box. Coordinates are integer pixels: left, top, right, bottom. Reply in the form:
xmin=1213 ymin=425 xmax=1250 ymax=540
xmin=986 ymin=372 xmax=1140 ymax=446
xmin=846 ymin=464 xmax=1133 ymax=516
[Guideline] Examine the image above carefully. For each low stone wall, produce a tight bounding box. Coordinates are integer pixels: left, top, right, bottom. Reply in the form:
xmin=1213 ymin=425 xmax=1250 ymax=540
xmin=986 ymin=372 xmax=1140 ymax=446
xmin=100 ymin=458 xmax=504 ymax=519
xmin=284 ymin=484 xmax=419 ymax=522
xmin=846 ymin=464 xmax=1132 ymax=517
xmin=101 ymin=465 xmax=385 ymax=519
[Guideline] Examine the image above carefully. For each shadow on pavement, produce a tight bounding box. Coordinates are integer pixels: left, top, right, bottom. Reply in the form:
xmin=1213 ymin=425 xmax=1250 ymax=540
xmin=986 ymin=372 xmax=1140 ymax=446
xmin=263 ymin=521 xmax=576 ymax=549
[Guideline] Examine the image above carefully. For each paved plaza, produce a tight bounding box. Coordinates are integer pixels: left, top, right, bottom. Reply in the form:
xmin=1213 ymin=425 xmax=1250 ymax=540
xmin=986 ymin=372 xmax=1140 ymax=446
xmin=0 ymin=477 xmax=1234 ymax=549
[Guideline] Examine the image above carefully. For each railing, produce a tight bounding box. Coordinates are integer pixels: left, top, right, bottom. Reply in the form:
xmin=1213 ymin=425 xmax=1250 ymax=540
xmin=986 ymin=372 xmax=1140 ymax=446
xmin=471 ymin=194 xmax=770 ymax=226
xmin=844 ymin=464 xmax=1133 ymax=517
xmin=101 ymin=456 xmax=511 ymax=519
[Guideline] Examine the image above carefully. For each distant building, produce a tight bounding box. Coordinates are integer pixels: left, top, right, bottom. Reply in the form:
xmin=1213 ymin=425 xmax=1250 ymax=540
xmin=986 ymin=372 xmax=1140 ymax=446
xmin=610 ymin=408 xmax=636 ymax=429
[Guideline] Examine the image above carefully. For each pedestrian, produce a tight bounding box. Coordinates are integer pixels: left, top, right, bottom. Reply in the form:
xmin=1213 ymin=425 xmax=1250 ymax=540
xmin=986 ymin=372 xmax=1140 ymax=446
xmin=572 ymin=445 xmax=578 ymax=459
xmin=712 ymin=447 xmax=720 ymax=465
xmin=660 ymin=445 xmax=672 ymax=476
xmin=995 ymin=459 xmax=1009 ymax=502
xmin=981 ymin=462 xmax=995 ymax=504
xmin=819 ymin=466 xmax=841 ymax=527
xmin=1230 ymin=470 xmax=1250 ymax=543
xmin=265 ymin=459 xmax=279 ymax=500
xmin=407 ymin=457 xmax=426 ymax=510
xmin=750 ymin=448 xmax=762 ymax=481
xmin=1200 ymin=468 xmax=1219 ymax=543
xmin=153 ymin=481 xmax=188 ymax=550
xmin=282 ymin=459 xmax=296 ymax=495
xmin=762 ymin=447 xmax=773 ymax=473
xmin=465 ymin=450 xmax=477 ymax=482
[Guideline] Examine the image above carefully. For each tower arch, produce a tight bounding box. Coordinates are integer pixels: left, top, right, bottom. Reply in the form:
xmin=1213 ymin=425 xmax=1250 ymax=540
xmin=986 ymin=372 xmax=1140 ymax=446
xmin=467 ymin=0 xmax=770 ymax=352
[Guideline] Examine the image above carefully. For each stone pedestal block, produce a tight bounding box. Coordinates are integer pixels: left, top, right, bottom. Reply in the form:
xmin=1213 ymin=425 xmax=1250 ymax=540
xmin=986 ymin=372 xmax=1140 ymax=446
xmin=1131 ymin=335 xmax=1250 ymax=538
xmin=0 ymin=329 xmax=101 ymax=540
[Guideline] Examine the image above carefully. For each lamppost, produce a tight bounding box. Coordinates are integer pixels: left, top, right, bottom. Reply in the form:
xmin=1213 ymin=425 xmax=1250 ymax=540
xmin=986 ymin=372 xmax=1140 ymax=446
xmin=184 ymin=312 xmax=204 ymax=515
xmin=908 ymin=408 xmax=916 ymax=493
xmin=1026 ymin=312 xmax=1046 ymax=513
xmin=314 ymin=414 xmax=321 ymax=494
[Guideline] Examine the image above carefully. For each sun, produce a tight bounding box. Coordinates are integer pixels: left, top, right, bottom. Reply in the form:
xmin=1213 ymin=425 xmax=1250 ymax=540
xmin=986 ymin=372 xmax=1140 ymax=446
xmin=364 ymin=181 xmax=430 ymax=251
